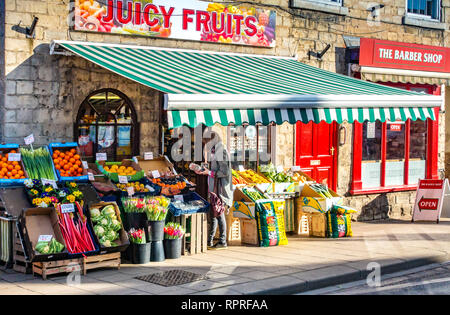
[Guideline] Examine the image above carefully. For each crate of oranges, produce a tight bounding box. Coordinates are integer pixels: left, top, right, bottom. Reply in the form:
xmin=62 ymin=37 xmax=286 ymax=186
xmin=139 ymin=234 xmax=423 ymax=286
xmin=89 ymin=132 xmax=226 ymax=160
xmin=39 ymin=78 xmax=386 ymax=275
xmin=49 ymin=142 xmax=89 ymax=182
xmin=0 ymin=144 xmax=29 ymax=186
xmin=96 ymin=159 xmax=145 ymax=183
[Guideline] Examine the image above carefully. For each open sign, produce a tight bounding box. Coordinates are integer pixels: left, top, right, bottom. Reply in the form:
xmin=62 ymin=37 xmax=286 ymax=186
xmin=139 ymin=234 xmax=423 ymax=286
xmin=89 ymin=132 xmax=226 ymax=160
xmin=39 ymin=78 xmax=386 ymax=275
xmin=389 ymin=124 xmax=402 ymax=131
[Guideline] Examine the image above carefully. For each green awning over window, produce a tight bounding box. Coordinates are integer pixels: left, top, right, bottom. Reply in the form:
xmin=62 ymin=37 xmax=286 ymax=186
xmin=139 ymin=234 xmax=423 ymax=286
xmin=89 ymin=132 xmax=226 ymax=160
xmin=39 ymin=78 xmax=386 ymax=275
xmin=51 ymin=41 xmax=442 ymax=129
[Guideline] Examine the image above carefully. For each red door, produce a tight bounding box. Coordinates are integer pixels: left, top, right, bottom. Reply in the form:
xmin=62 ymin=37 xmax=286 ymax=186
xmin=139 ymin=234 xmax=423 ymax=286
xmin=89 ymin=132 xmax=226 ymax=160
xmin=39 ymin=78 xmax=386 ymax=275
xmin=295 ymin=121 xmax=338 ymax=191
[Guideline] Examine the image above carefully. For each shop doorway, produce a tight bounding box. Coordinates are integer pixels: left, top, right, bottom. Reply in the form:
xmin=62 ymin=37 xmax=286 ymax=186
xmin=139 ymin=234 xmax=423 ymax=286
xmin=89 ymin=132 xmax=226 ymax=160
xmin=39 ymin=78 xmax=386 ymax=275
xmin=295 ymin=121 xmax=338 ymax=191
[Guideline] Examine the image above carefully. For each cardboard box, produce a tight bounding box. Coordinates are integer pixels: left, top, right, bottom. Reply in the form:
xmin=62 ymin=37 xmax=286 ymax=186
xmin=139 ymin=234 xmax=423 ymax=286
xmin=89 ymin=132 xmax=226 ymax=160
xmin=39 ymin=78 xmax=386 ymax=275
xmin=298 ymin=184 xmax=342 ymax=213
xmin=19 ymin=207 xmax=68 ymax=262
xmin=136 ymin=155 xmax=175 ymax=177
xmin=87 ymin=202 xmax=129 ymax=254
xmin=231 ymin=188 xmax=256 ymax=220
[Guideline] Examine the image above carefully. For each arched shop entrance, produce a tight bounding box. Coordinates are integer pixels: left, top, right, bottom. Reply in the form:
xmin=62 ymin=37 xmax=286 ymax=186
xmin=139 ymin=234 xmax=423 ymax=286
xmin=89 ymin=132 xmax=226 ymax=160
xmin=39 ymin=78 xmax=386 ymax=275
xmin=75 ymin=89 xmax=139 ymax=162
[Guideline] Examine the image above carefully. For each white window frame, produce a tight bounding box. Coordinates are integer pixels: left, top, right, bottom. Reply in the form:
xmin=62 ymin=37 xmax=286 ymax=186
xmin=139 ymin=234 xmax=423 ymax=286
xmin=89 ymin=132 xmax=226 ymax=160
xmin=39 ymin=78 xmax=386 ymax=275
xmin=405 ymin=0 xmax=441 ymax=21
xmin=312 ymin=0 xmax=343 ymax=6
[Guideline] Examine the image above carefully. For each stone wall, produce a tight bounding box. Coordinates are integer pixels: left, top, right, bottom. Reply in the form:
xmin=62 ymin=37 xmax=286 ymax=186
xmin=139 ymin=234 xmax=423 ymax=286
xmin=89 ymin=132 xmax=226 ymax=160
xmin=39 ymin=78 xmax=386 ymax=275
xmin=2 ymin=0 xmax=449 ymax=221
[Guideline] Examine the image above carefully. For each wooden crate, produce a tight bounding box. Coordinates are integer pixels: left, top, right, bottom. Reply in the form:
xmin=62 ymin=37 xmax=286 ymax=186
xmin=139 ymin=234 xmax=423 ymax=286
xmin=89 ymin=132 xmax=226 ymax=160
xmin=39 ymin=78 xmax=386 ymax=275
xmin=13 ymin=228 xmax=32 ymax=274
xmin=32 ymin=252 xmax=121 ymax=280
xmin=214 ymin=212 xmax=242 ymax=245
xmin=241 ymin=218 xmax=258 ymax=246
xmin=308 ymin=212 xmax=327 ymax=238
xmin=174 ymin=213 xmax=207 ymax=255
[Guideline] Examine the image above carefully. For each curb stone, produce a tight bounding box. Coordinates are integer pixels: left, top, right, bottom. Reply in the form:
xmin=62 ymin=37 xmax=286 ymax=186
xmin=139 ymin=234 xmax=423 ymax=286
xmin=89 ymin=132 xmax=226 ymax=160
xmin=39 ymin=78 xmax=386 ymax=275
xmin=248 ymin=252 xmax=449 ymax=295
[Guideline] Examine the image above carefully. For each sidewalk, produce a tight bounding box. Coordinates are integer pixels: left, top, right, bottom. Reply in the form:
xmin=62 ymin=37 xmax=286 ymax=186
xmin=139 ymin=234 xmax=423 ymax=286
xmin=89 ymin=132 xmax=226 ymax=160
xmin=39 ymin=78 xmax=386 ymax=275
xmin=1 ymin=219 xmax=450 ymax=295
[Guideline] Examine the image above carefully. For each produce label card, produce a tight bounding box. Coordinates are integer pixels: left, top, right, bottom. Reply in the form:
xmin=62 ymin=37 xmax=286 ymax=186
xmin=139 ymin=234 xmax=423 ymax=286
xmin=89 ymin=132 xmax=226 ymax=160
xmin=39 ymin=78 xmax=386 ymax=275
xmin=127 ymin=186 xmax=135 ymax=196
xmin=41 ymin=179 xmax=57 ymax=189
xmin=174 ymin=195 xmax=184 ymax=202
xmin=88 ymin=172 xmax=95 ymax=182
xmin=8 ymin=153 xmax=21 ymax=162
xmin=24 ymin=134 xmax=34 ymax=145
xmin=96 ymin=153 xmax=107 ymax=161
xmin=82 ymin=161 xmax=89 ymax=169
xmin=152 ymin=170 xmax=161 ymax=179
xmin=144 ymin=152 xmax=154 ymax=160
xmin=276 ymin=165 xmax=284 ymax=173
xmin=238 ymin=165 xmax=245 ymax=172
xmin=38 ymin=235 xmax=53 ymax=243
xmin=118 ymin=175 xmax=128 ymax=184
xmin=132 ymin=156 xmax=138 ymax=164
xmin=291 ymin=166 xmax=301 ymax=172
xmin=61 ymin=203 xmax=75 ymax=214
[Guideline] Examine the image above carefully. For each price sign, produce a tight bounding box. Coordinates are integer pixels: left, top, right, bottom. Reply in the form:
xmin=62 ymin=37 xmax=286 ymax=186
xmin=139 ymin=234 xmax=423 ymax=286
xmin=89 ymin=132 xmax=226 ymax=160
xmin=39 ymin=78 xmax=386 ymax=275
xmin=61 ymin=203 xmax=75 ymax=214
xmin=291 ymin=166 xmax=301 ymax=172
xmin=132 ymin=156 xmax=138 ymax=164
xmin=144 ymin=152 xmax=154 ymax=160
xmin=82 ymin=161 xmax=89 ymax=169
xmin=152 ymin=170 xmax=160 ymax=179
xmin=8 ymin=153 xmax=21 ymax=162
xmin=238 ymin=165 xmax=245 ymax=172
xmin=174 ymin=195 xmax=184 ymax=202
xmin=88 ymin=172 xmax=95 ymax=182
xmin=41 ymin=179 xmax=57 ymax=189
xmin=38 ymin=235 xmax=53 ymax=243
xmin=119 ymin=175 xmax=128 ymax=184
xmin=24 ymin=134 xmax=34 ymax=145
xmin=127 ymin=186 xmax=135 ymax=196
xmin=96 ymin=153 xmax=107 ymax=161
xmin=276 ymin=165 xmax=284 ymax=173
xmin=173 ymin=168 xmax=178 ymax=175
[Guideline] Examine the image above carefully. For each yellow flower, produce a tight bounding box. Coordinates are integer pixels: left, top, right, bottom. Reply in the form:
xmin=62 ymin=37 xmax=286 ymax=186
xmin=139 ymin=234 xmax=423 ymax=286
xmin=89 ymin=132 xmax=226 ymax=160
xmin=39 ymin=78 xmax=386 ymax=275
xmin=67 ymin=195 xmax=76 ymax=203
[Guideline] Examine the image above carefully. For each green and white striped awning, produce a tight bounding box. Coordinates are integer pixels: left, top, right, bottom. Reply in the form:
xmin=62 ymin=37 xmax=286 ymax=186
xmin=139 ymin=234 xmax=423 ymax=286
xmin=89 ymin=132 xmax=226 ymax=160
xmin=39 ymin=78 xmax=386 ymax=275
xmin=168 ymin=107 xmax=436 ymax=128
xmin=50 ymin=41 xmax=442 ymax=129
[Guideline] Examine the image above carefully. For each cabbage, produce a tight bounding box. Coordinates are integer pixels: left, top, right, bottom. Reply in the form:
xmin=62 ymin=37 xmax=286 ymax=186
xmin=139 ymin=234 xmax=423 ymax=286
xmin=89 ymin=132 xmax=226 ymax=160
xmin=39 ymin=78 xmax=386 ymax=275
xmin=111 ymin=219 xmax=122 ymax=232
xmin=100 ymin=239 xmax=111 ymax=247
xmin=94 ymin=225 xmax=105 ymax=237
xmin=105 ymin=230 xmax=118 ymax=241
xmin=98 ymin=216 xmax=111 ymax=228
xmin=101 ymin=205 xmax=116 ymax=218
xmin=90 ymin=208 xmax=101 ymax=221
xmin=35 ymin=241 xmax=49 ymax=254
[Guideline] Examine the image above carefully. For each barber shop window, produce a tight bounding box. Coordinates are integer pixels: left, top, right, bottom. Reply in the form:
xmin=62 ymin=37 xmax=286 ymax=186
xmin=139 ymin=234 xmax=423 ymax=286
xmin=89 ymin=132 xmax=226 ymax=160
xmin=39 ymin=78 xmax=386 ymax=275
xmin=75 ymin=89 xmax=138 ymax=161
xmin=228 ymin=125 xmax=274 ymax=170
xmin=407 ymin=0 xmax=441 ymax=20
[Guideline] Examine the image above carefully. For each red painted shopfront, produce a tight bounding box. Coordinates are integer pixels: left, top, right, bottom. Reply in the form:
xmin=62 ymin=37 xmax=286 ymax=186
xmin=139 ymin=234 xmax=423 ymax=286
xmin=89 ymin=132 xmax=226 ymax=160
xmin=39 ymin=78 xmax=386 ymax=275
xmin=295 ymin=38 xmax=447 ymax=195
xmin=351 ymin=38 xmax=446 ymax=195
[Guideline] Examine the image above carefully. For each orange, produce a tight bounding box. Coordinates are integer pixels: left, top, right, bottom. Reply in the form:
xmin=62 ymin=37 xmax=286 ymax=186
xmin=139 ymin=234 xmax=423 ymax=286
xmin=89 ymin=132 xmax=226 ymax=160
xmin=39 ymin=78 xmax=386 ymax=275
xmin=54 ymin=158 xmax=60 ymax=164
xmin=14 ymin=165 xmax=21 ymax=170
xmin=20 ymin=176 xmax=25 ymax=179
xmin=9 ymin=150 xmax=16 ymax=154
xmin=69 ymin=158 xmax=76 ymax=164
xmin=18 ymin=170 xmax=24 ymax=176
xmin=70 ymin=149 xmax=76 ymax=154
xmin=75 ymin=160 xmax=81 ymax=166
xmin=59 ymin=152 xmax=65 ymax=158
xmin=55 ymin=164 xmax=61 ymax=170
xmin=12 ymin=161 xmax=18 ymax=166
xmin=74 ymin=154 xmax=80 ymax=160
xmin=7 ymin=165 xmax=13 ymax=171
xmin=64 ymin=164 xmax=70 ymax=171
xmin=1 ymin=158 xmax=6 ymax=163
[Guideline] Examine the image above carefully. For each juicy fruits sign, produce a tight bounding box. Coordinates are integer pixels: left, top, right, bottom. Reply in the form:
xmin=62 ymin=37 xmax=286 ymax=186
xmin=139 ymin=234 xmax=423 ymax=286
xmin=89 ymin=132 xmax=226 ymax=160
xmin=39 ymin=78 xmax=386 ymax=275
xmin=74 ymin=0 xmax=276 ymax=47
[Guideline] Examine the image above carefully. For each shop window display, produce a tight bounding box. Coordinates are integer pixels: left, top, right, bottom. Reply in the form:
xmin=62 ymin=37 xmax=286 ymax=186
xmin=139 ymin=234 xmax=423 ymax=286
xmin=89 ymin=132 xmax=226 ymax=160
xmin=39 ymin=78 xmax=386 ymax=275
xmin=228 ymin=125 xmax=273 ymax=171
xmin=75 ymin=89 xmax=138 ymax=161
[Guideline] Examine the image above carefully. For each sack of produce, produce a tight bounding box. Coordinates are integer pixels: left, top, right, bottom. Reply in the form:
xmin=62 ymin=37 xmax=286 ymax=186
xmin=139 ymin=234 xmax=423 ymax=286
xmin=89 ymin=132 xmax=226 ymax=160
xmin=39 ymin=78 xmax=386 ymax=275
xmin=255 ymin=200 xmax=281 ymax=247
xmin=326 ymin=206 xmax=354 ymax=238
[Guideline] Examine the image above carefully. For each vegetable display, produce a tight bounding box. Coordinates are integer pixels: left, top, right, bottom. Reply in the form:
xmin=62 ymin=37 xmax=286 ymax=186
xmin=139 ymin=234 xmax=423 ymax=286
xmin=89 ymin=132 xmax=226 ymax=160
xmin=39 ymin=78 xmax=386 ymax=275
xmin=116 ymin=182 xmax=151 ymax=194
xmin=309 ymin=184 xmax=334 ymax=199
xmin=238 ymin=169 xmax=271 ymax=184
xmin=35 ymin=238 xmax=65 ymax=254
xmin=0 ymin=150 xmax=26 ymax=180
xmin=52 ymin=148 xmax=84 ymax=178
xmin=231 ymin=169 xmax=249 ymax=185
xmin=56 ymin=202 xmax=96 ymax=254
xmin=164 ymin=222 xmax=185 ymax=240
xmin=242 ymin=187 xmax=268 ymax=202
xmin=20 ymin=147 xmax=56 ymax=180
xmin=90 ymin=204 xmax=122 ymax=248
xmin=151 ymin=175 xmax=193 ymax=196
xmin=259 ymin=163 xmax=293 ymax=183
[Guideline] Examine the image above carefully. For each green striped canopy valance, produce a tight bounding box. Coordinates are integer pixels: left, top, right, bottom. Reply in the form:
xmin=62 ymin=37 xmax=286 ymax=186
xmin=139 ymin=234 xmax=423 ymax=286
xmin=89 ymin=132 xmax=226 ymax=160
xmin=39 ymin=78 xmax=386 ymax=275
xmin=50 ymin=41 xmax=441 ymax=129
xmin=168 ymin=107 xmax=436 ymax=129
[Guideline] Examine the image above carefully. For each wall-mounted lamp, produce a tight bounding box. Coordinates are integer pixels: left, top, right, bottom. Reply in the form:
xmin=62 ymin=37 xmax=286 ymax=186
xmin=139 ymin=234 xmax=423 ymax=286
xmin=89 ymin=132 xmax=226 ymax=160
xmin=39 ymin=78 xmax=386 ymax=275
xmin=12 ymin=16 xmax=39 ymax=39
xmin=308 ymin=44 xmax=331 ymax=61
xmin=367 ymin=4 xmax=385 ymax=18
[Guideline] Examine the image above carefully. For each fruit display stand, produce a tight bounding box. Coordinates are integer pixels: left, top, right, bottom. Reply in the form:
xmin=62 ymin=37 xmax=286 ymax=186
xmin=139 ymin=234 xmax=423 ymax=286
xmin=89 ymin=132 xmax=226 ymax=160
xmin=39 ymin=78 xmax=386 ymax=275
xmin=96 ymin=160 xmax=145 ymax=183
xmin=0 ymin=144 xmax=30 ymax=187
xmin=48 ymin=142 xmax=88 ymax=182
